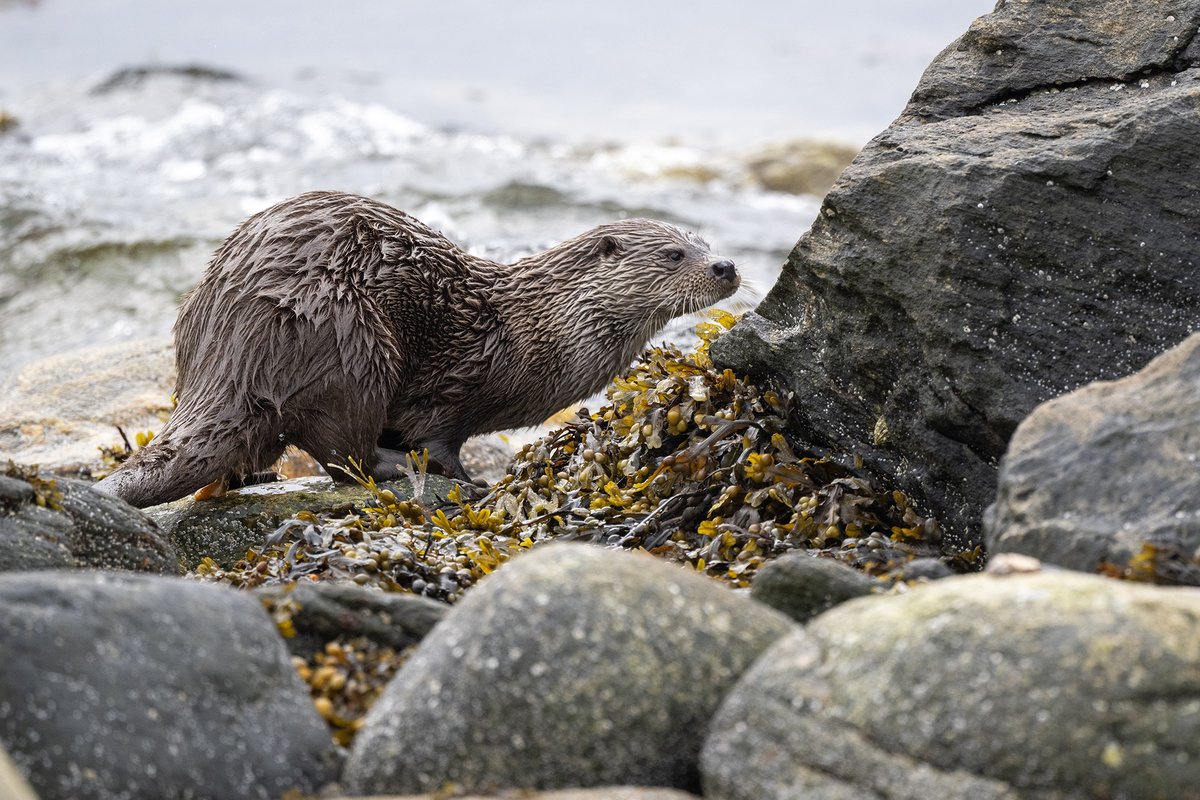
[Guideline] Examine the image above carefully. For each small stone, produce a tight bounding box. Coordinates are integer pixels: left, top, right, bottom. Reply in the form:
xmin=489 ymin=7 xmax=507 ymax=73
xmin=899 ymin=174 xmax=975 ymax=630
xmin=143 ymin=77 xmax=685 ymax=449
xmin=751 ymin=552 xmax=878 ymax=623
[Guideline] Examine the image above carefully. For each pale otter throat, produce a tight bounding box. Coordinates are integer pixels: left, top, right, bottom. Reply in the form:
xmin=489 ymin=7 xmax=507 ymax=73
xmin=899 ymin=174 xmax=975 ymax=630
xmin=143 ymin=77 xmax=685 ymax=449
xmin=94 ymin=191 xmax=740 ymax=508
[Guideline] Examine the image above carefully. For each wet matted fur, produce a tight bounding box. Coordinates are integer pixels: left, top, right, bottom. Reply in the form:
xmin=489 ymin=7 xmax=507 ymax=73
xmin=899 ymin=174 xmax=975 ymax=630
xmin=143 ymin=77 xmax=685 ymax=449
xmin=95 ymin=191 xmax=740 ymax=507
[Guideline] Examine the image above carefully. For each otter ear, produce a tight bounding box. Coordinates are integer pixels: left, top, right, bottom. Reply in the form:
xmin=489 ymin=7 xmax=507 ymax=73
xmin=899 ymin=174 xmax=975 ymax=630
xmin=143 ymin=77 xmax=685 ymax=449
xmin=598 ymin=234 xmax=621 ymax=258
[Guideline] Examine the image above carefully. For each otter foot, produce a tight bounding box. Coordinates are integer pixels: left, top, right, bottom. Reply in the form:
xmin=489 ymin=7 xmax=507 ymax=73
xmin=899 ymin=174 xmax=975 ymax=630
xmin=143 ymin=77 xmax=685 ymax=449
xmin=192 ymin=477 xmax=228 ymax=501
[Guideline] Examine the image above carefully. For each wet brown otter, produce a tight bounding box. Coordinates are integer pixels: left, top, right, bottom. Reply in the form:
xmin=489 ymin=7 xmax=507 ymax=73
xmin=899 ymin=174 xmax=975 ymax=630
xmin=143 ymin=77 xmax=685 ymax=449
xmin=95 ymin=190 xmax=740 ymax=508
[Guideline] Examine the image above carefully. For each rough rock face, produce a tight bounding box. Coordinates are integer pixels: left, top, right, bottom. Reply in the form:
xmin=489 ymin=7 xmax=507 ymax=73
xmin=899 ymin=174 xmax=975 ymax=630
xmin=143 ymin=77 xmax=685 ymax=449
xmin=0 ymin=339 xmax=174 ymax=472
xmin=986 ymin=332 xmax=1200 ymax=581
xmin=343 ymin=542 xmax=795 ymax=795
xmin=254 ymin=580 xmax=448 ymax=657
xmin=0 ymin=571 xmax=337 ymax=800
xmin=0 ymin=473 xmax=179 ymax=573
xmin=702 ymin=571 xmax=1200 ymax=799
xmin=712 ymin=0 xmax=1200 ymax=545
xmin=329 ymin=791 xmax=698 ymax=800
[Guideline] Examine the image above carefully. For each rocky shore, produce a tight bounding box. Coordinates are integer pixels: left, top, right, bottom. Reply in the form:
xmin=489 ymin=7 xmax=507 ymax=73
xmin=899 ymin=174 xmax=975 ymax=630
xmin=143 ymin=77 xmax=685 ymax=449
xmin=2 ymin=1 xmax=1199 ymax=799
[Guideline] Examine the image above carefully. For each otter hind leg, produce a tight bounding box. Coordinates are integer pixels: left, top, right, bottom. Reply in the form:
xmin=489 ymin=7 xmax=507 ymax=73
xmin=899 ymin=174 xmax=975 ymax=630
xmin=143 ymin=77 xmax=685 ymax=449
xmin=289 ymin=408 xmax=385 ymax=485
xmin=418 ymin=438 xmax=475 ymax=484
xmin=371 ymin=430 xmax=475 ymax=485
xmin=371 ymin=446 xmax=410 ymax=481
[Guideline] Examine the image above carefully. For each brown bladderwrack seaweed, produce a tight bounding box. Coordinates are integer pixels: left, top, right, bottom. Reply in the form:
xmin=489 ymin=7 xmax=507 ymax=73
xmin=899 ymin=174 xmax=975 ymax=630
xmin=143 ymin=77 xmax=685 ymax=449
xmin=264 ymin=591 xmax=413 ymax=748
xmin=193 ymin=313 xmax=974 ymax=600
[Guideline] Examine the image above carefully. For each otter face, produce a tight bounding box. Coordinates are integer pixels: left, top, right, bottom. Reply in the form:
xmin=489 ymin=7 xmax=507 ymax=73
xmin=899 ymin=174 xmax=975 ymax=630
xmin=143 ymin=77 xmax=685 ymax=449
xmin=596 ymin=219 xmax=740 ymax=321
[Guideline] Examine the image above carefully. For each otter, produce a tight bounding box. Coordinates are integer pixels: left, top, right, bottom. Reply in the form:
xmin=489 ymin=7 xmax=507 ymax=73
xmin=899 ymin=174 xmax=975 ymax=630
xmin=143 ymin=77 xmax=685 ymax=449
xmin=94 ymin=191 xmax=740 ymax=508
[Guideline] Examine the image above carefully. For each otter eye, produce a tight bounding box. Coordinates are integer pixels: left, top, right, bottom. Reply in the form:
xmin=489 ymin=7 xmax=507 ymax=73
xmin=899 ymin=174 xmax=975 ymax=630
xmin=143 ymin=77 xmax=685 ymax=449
xmin=666 ymin=249 xmax=684 ymax=263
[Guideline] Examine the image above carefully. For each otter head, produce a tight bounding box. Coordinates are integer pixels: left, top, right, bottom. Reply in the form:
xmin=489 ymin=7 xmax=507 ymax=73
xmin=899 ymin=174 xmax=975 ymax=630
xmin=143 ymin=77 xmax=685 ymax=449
xmin=590 ymin=219 xmax=740 ymax=325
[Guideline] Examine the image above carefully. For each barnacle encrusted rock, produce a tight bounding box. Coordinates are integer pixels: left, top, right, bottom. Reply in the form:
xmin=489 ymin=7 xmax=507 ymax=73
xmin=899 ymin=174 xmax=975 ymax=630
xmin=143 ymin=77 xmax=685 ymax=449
xmin=0 ymin=465 xmax=178 ymax=574
xmin=148 ymin=476 xmax=392 ymax=569
xmin=343 ymin=542 xmax=796 ymax=794
xmin=702 ymin=571 xmax=1200 ymax=799
xmin=0 ymin=571 xmax=337 ymax=800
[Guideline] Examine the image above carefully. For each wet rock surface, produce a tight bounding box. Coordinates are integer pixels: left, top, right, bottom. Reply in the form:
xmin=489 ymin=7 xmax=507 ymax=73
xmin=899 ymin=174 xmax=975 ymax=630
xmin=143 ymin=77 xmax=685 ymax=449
xmin=0 ymin=571 xmax=337 ymax=800
xmin=713 ymin=0 xmax=1200 ymax=545
xmin=0 ymin=339 xmax=174 ymax=472
xmin=0 ymin=469 xmax=178 ymax=573
xmin=986 ymin=332 xmax=1200 ymax=583
xmin=749 ymin=550 xmax=880 ymax=622
xmin=147 ymin=476 xmax=383 ymax=570
xmin=343 ymin=543 xmax=795 ymax=795
xmin=702 ymin=571 xmax=1200 ymax=800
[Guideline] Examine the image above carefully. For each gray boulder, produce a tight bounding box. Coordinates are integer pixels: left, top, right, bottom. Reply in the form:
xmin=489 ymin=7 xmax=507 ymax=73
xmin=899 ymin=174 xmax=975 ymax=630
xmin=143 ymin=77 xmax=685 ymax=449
xmin=750 ymin=551 xmax=879 ymax=622
xmin=343 ymin=542 xmax=795 ymax=794
xmin=328 ymin=790 xmax=698 ymax=800
xmin=0 ymin=471 xmax=178 ymax=573
xmin=712 ymin=0 xmax=1200 ymax=546
xmin=0 ymin=571 xmax=337 ymax=799
xmin=986 ymin=332 xmax=1200 ymax=581
xmin=702 ymin=571 xmax=1200 ymax=799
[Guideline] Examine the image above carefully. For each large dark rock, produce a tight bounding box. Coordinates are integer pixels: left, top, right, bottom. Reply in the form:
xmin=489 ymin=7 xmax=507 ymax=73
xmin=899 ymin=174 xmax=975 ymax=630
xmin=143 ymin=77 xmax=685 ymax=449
xmin=329 ymin=791 xmax=698 ymax=800
xmin=0 ymin=472 xmax=179 ymax=573
xmin=712 ymin=0 xmax=1200 ymax=546
xmin=343 ymin=542 xmax=795 ymax=795
xmin=0 ymin=571 xmax=337 ymax=800
xmin=986 ymin=332 xmax=1200 ymax=581
xmin=702 ymin=571 xmax=1200 ymax=799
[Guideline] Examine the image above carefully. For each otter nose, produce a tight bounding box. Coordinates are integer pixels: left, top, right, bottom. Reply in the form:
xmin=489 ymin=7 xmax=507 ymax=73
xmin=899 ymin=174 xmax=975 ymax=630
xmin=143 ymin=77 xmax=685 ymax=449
xmin=709 ymin=259 xmax=737 ymax=282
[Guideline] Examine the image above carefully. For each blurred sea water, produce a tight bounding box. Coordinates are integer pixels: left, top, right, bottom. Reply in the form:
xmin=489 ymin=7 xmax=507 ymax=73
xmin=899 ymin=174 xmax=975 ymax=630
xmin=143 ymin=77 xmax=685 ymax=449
xmin=0 ymin=0 xmax=994 ymax=380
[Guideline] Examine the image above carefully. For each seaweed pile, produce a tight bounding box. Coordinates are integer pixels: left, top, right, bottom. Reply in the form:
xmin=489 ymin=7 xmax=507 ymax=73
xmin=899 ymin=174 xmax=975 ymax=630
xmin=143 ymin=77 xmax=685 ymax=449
xmin=194 ymin=312 xmax=974 ymax=603
xmin=265 ymin=591 xmax=412 ymax=747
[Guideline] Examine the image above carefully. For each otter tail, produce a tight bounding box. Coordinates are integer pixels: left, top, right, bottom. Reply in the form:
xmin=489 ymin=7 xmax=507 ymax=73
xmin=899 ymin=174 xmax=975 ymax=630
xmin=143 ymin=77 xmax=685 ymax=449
xmin=93 ymin=403 xmax=284 ymax=509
